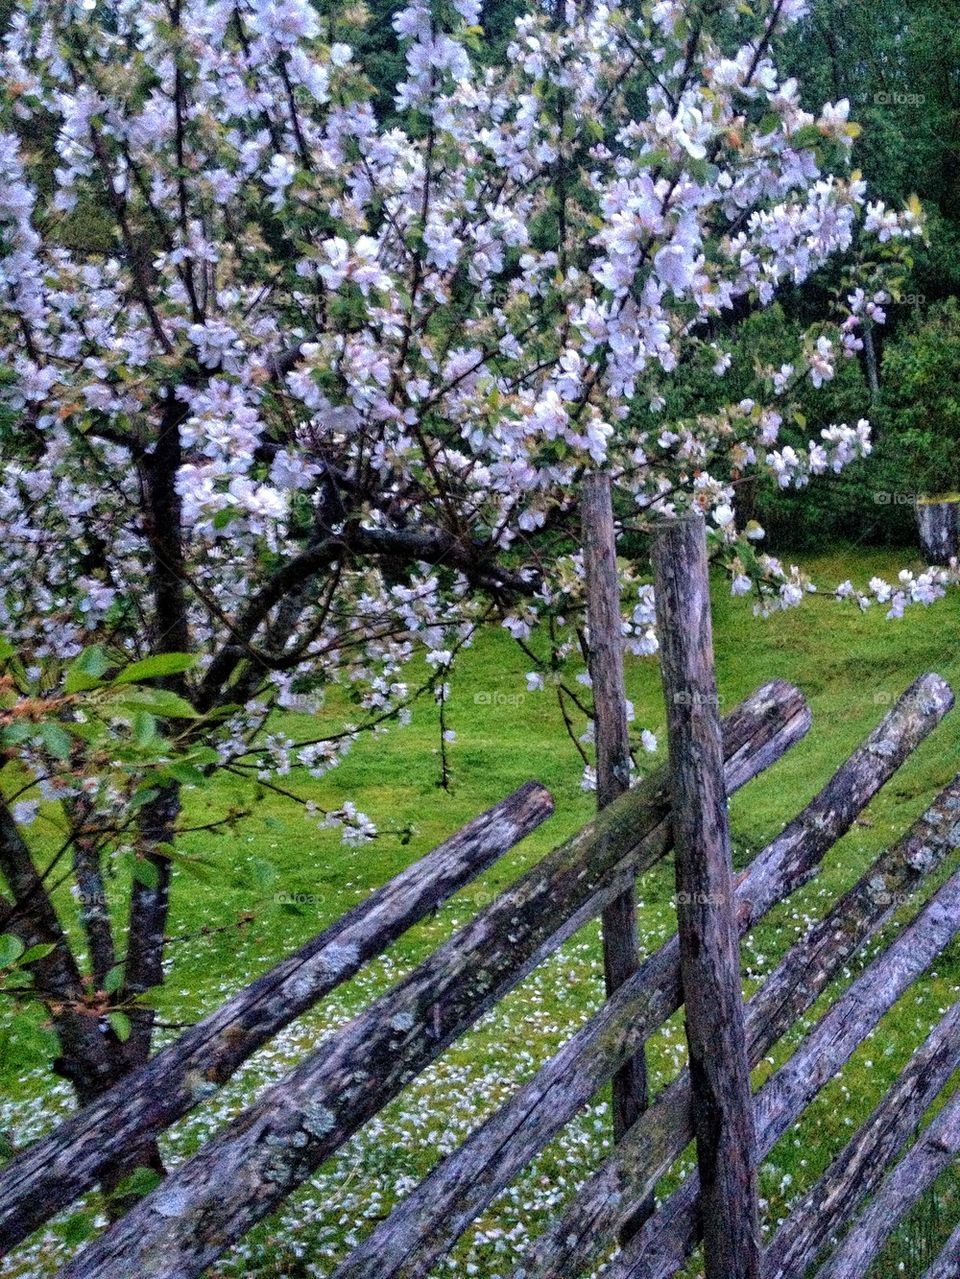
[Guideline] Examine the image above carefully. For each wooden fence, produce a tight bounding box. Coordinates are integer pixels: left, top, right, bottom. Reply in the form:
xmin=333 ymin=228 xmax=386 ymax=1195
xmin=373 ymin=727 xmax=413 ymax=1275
xmin=1 ymin=522 xmax=959 ymax=1279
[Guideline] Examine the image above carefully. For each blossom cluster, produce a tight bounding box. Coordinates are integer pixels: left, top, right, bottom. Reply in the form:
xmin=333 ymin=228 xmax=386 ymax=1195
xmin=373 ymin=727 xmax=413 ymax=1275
xmin=0 ymin=0 xmax=932 ymax=823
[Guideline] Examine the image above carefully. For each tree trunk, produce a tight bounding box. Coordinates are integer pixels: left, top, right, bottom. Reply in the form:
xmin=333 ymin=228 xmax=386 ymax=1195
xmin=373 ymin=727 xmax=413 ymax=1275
xmin=863 ymin=319 xmax=880 ymax=405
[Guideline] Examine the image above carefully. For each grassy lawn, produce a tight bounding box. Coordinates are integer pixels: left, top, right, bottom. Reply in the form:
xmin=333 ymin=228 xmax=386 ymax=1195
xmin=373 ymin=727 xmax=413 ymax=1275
xmin=3 ymin=542 xmax=960 ymax=1277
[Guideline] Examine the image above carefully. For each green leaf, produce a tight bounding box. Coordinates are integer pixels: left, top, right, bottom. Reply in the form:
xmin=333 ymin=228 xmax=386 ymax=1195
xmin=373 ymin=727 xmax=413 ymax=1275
xmin=65 ymin=645 xmax=111 ymax=692
xmin=39 ymin=721 xmax=72 ymax=760
xmin=0 ymin=722 xmax=31 ymax=747
xmin=113 ymin=653 xmax=196 ymax=685
xmin=637 ymin=148 xmax=669 ymax=168
xmin=119 ymin=690 xmax=198 ymax=719
xmin=129 ymin=787 xmax=161 ymax=812
xmin=133 ymin=711 xmax=158 ymax=747
xmin=176 ymin=857 xmax=217 ymax=883
xmin=161 ymin=762 xmax=205 ymax=786
xmin=131 ymin=857 xmax=160 ymax=890
xmin=103 ymin=963 xmax=125 ymax=994
xmin=212 ymin=507 xmax=240 ymax=530
xmin=792 ymin=123 xmax=823 ymax=151
xmin=0 ymin=935 xmax=25 ymax=969
xmin=19 ymin=943 xmax=55 ymax=965
xmin=107 ymin=1011 xmax=132 ymax=1042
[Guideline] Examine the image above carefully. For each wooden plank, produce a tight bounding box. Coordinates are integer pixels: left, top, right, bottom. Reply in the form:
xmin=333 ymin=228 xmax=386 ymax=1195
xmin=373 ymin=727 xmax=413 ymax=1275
xmin=0 ymin=783 xmax=555 ymax=1252
xmin=522 ymin=769 xmax=960 ymax=1279
xmin=582 ymin=472 xmax=649 ymax=1152
xmin=55 ymin=683 xmax=810 ymax=1279
xmin=921 ymin=1220 xmax=960 ymax=1279
xmin=332 ymin=767 xmax=960 ymax=1279
xmin=651 ymin=512 xmax=760 ymax=1279
xmin=764 ymin=998 xmax=960 ymax=1278
xmin=815 ymin=1082 xmax=960 ymax=1278
xmin=604 ymin=868 xmax=960 ymax=1279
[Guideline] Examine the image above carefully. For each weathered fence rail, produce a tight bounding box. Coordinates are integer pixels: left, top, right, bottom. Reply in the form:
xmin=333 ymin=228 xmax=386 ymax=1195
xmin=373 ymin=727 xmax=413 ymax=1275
xmin=601 ymin=868 xmax=960 ymax=1279
xmin=3 ymin=523 xmax=960 ymax=1279
xmin=523 ymin=770 xmax=960 ymax=1279
xmin=814 ymin=1079 xmax=960 ymax=1279
xmin=764 ymin=999 xmax=960 ymax=1279
xmin=53 ymin=681 xmax=809 ymax=1279
xmin=0 ymin=782 xmax=556 ymax=1249
xmin=923 ymin=1219 xmax=960 ymax=1279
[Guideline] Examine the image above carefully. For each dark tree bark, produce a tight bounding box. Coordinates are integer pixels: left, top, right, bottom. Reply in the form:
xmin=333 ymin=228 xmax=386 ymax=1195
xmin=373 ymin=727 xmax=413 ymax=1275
xmin=0 ymin=802 xmax=116 ymax=1103
xmin=651 ymin=512 xmax=760 ymax=1279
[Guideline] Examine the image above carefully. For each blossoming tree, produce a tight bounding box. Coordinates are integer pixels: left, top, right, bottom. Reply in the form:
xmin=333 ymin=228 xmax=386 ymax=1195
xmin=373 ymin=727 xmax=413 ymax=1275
xmin=0 ymin=0 xmax=937 ymax=1178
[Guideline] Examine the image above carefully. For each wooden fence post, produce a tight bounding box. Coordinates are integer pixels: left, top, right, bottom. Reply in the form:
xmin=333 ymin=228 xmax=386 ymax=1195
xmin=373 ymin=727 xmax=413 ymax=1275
xmin=582 ymin=473 xmax=650 ymax=1158
xmin=651 ymin=511 xmax=761 ymax=1279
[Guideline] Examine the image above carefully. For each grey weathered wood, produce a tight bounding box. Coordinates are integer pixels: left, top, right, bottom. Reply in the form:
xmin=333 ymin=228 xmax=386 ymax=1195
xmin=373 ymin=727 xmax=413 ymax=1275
xmin=764 ymin=997 xmax=960 ymax=1279
xmin=604 ymin=868 xmax=960 ymax=1279
xmin=734 ymin=670 xmax=953 ymax=933
xmin=0 ymin=783 xmax=555 ymax=1253
xmin=582 ymin=472 xmax=649 ymax=1151
xmin=521 ymin=768 xmax=960 ymax=1279
xmin=651 ymin=512 xmax=760 ymax=1279
xmin=921 ymin=1220 xmax=960 ymax=1279
xmin=333 ymin=763 xmax=960 ymax=1279
xmin=917 ymin=497 xmax=960 ymax=565
xmin=815 ymin=1078 xmax=960 ymax=1279
xmin=57 ymin=683 xmax=810 ymax=1279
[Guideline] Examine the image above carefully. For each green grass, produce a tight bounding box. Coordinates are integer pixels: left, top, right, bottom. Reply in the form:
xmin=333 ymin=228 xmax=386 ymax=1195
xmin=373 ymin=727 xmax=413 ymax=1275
xmin=3 ymin=542 xmax=960 ymax=1278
